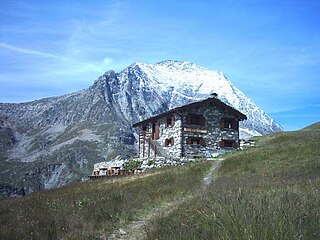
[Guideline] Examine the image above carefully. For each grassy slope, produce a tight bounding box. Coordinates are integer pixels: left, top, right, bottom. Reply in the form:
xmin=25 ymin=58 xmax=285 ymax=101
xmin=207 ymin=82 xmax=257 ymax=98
xmin=146 ymin=122 xmax=320 ymax=239
xmin=0 ymin=161 xmax=211 ymax=239
xmin=1 ymin=123 xmax=319 ymax=240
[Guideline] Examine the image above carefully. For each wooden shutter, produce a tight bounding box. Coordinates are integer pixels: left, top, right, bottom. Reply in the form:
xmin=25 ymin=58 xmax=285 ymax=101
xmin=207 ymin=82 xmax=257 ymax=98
xmin=219 ymin=119 xmax=225 ymax=128
xmin=186 ymin=137 xmax=192 ymax=144
xmin=232 ymin=120 xmax=238 ymax=130
xmin=232 ymin=141 xmax=238 ymax=148
xmin=200 ymin=139 xmax=206 ymax=147
xmin=155 ymin=123 xmax=160 ymax=140
xmin=219 ymin=140 xmax=225 ymax=147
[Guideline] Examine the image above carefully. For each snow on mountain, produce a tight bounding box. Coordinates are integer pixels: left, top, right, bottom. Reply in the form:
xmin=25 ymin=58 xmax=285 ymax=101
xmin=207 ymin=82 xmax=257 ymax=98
xmin=111 ymin=60 xmax=282 ymax=136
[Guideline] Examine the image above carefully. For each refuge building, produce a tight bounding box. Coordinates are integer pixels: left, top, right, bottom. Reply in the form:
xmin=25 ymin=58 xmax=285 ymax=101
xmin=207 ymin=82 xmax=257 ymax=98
xmin=133 ymin=96 xmax=247 ymax=159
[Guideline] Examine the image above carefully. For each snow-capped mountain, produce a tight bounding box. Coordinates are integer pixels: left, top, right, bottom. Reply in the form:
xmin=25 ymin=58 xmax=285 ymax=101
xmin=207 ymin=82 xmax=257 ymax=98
xmin=104 ymin=60 xmax=282 ymax=135
xmin=0 ymin=60 xmax=282 ymax=197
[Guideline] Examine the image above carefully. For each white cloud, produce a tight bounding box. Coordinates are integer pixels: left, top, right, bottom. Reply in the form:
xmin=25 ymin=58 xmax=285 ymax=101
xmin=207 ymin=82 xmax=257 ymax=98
xmin=0 ymin=42 xmax=70 ymax=61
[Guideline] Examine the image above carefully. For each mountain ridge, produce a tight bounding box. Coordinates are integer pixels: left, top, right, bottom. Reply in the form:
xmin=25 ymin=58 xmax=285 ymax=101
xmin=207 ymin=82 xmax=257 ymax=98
xmin=0 ymin=60 xmax=282 ymax=197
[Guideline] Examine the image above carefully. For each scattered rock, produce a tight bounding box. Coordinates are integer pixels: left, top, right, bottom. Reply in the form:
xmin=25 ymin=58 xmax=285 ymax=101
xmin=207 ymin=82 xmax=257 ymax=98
xmin=119 ymin=228 xmax=126 ymax=235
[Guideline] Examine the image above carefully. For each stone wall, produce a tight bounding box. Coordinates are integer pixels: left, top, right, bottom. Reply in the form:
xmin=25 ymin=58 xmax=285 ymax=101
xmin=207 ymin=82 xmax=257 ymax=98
xmin=138 ymin=114 xmax=182 ymax=159
xmin=157 ymin=114 xmax=182 ymax=158
xmin=181 ymin=105 xmax=239 ymax=157
xmin=137 ymin=103 xmax=240 ymax=159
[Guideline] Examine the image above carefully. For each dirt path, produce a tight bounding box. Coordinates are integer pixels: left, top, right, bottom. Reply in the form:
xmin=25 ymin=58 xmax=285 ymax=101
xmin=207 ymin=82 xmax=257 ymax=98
xmin=106 ymin=159 xmax=223 ymax=240
xmin=201 ymin=159 xmax=223 ymax=191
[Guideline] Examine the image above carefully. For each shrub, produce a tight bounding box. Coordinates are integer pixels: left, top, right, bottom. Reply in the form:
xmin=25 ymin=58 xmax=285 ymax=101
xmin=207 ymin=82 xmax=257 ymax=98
xmin=124 ymin=159 xmax=142 ymax=172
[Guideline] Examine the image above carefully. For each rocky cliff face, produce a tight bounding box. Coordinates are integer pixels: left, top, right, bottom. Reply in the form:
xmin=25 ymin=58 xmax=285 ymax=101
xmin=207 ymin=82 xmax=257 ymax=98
xmin=107 ymin=60 xmax=282 ymax=134
xmin=0 ymin=83 xmax=136 ymax=198
xmin=0 ymin=60 xmax=282 ymax=197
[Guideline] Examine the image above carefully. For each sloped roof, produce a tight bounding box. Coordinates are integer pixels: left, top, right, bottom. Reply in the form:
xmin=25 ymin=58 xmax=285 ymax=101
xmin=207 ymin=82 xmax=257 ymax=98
xmin=132 ymin=97 xmax=247 ymax=127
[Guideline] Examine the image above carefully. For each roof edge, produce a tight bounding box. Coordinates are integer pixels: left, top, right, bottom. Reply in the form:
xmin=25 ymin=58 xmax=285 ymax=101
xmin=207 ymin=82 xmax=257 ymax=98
xmin=132 ymin=98 xmax=247 ymax=127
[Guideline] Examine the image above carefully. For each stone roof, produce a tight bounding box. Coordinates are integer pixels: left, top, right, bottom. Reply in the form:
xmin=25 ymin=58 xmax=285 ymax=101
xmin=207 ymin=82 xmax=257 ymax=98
xmin=133 ymin=97 xmax=247 ymax=127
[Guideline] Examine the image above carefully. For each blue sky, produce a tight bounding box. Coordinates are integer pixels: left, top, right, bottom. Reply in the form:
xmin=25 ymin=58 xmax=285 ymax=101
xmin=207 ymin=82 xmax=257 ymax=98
xmin=0 ymin=0 xmax=319 ymax=130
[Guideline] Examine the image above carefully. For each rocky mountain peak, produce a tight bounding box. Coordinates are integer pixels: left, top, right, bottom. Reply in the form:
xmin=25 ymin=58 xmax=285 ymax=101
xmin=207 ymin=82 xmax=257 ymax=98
xmin=110 ymin=61 xmax=283 ymax=135
xmin=154 ymin=60 xmax=206 ymax=71
xmin=0 ymin=60 xmax=282 ymax=197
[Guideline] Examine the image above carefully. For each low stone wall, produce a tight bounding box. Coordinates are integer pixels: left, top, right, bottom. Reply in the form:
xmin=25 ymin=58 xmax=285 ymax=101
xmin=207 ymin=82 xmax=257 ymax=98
xmin=136 ymin=157 xmax=196 ymax=171
xmin=240 ymin=139 xmax=257 ymax=149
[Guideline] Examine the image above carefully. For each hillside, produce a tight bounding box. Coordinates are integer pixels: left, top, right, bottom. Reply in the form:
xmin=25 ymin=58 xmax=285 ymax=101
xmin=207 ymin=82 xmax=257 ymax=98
xmin=0 ymin=161 xmax=213 ymax=239
xmin=0 ymin=60 xmax=282 ymax=197
xmin=0 ymin=122 xmax=318 ymax=239
xmin=146 ymin=122 xmax=320 ymax=239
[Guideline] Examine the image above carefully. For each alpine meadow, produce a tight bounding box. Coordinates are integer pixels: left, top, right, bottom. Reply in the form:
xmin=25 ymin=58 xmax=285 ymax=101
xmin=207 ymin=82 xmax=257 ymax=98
xmin=0 ymin=123 xmax=319 ymax=239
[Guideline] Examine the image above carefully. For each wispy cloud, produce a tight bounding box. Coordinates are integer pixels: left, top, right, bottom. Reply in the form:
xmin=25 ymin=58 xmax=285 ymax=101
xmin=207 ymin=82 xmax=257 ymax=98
xmin=0 ymin=1 xmax=123 ymax=75
xmin=0 ymin=41 xmax=114 ymax=74
xmin=0 ymin=42 xmax=69 ymax=61
xmin=268 ymin=104 xmax=320 ymax=114
xmin=66 ymin=1 xmax=124 ymax=57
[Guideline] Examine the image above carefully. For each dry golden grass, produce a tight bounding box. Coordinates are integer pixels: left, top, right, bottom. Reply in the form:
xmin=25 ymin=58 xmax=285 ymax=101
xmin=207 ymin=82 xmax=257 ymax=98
xmin=0 ymin=162 xmax=211 ymax=239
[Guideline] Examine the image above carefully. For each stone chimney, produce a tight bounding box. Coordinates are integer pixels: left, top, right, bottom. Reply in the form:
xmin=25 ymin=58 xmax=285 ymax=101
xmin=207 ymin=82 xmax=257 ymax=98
xmin=210 ymin=93 xmax=218 ymax=98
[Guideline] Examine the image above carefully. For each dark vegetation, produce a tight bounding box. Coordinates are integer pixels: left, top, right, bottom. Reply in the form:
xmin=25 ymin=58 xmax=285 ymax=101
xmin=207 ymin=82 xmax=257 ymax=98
xmin=146 ymin=122 xmax=320 ymax=239
xmin=124 ymin=159 xmax=142 ymax=172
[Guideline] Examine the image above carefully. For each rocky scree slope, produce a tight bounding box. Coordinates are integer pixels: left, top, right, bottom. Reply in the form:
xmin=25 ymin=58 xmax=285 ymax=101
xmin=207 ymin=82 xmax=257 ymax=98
xmin=0 ymin=60 xmax=282 ymax=197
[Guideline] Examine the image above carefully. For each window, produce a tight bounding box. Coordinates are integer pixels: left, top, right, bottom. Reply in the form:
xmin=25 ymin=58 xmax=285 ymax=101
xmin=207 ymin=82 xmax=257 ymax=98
xmin=185 ymin=137 xmax=206 ymax=146
xmin=220 ymin=118 xmax=238 ymax=130
xmin=165 ymin=137 xmax=174 ymax=147
xmin=142 ymin=125 xmax=147 ymax=131
xmin=186 ymin=114 xmax=205 ymax=126
xmin=166 ymin=116 xmax=175 ymax=127
xmin=219 ymin=140 xmax=237 ymax=148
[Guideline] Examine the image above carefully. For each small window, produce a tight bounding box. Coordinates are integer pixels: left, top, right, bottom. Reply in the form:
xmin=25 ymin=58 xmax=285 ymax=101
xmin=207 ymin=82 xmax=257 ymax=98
xmin=165 ymin=137 xmax=174 ymax=147
xmin=185 ymin=137 xmax=206 ymax=146
xmin=142 ymin=125 xmax=147 ymax=131
xmin=219 ymin=140 xmax=237 ymax=148
xmin=186 ymin=114 xmax=205 ymax=126
xmin=166 ymin=116 xmax=175 ymax=127
xmin=220 ymin=118 xmax=238 ymax=130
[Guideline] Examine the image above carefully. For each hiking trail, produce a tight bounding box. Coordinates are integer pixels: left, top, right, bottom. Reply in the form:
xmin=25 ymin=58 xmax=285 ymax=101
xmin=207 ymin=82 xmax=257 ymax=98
xmin=105 ymin=159 xmax=223 ymax=240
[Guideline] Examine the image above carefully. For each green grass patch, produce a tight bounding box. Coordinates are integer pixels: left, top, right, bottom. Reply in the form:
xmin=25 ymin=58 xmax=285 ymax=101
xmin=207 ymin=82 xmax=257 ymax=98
xmin=220 ymin=130 xmax=320 ymax=177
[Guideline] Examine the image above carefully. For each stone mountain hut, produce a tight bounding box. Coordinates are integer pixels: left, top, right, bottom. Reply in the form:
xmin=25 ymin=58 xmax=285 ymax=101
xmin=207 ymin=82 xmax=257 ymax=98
xmin=133 ymin=96 xmax=247 ymax=159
